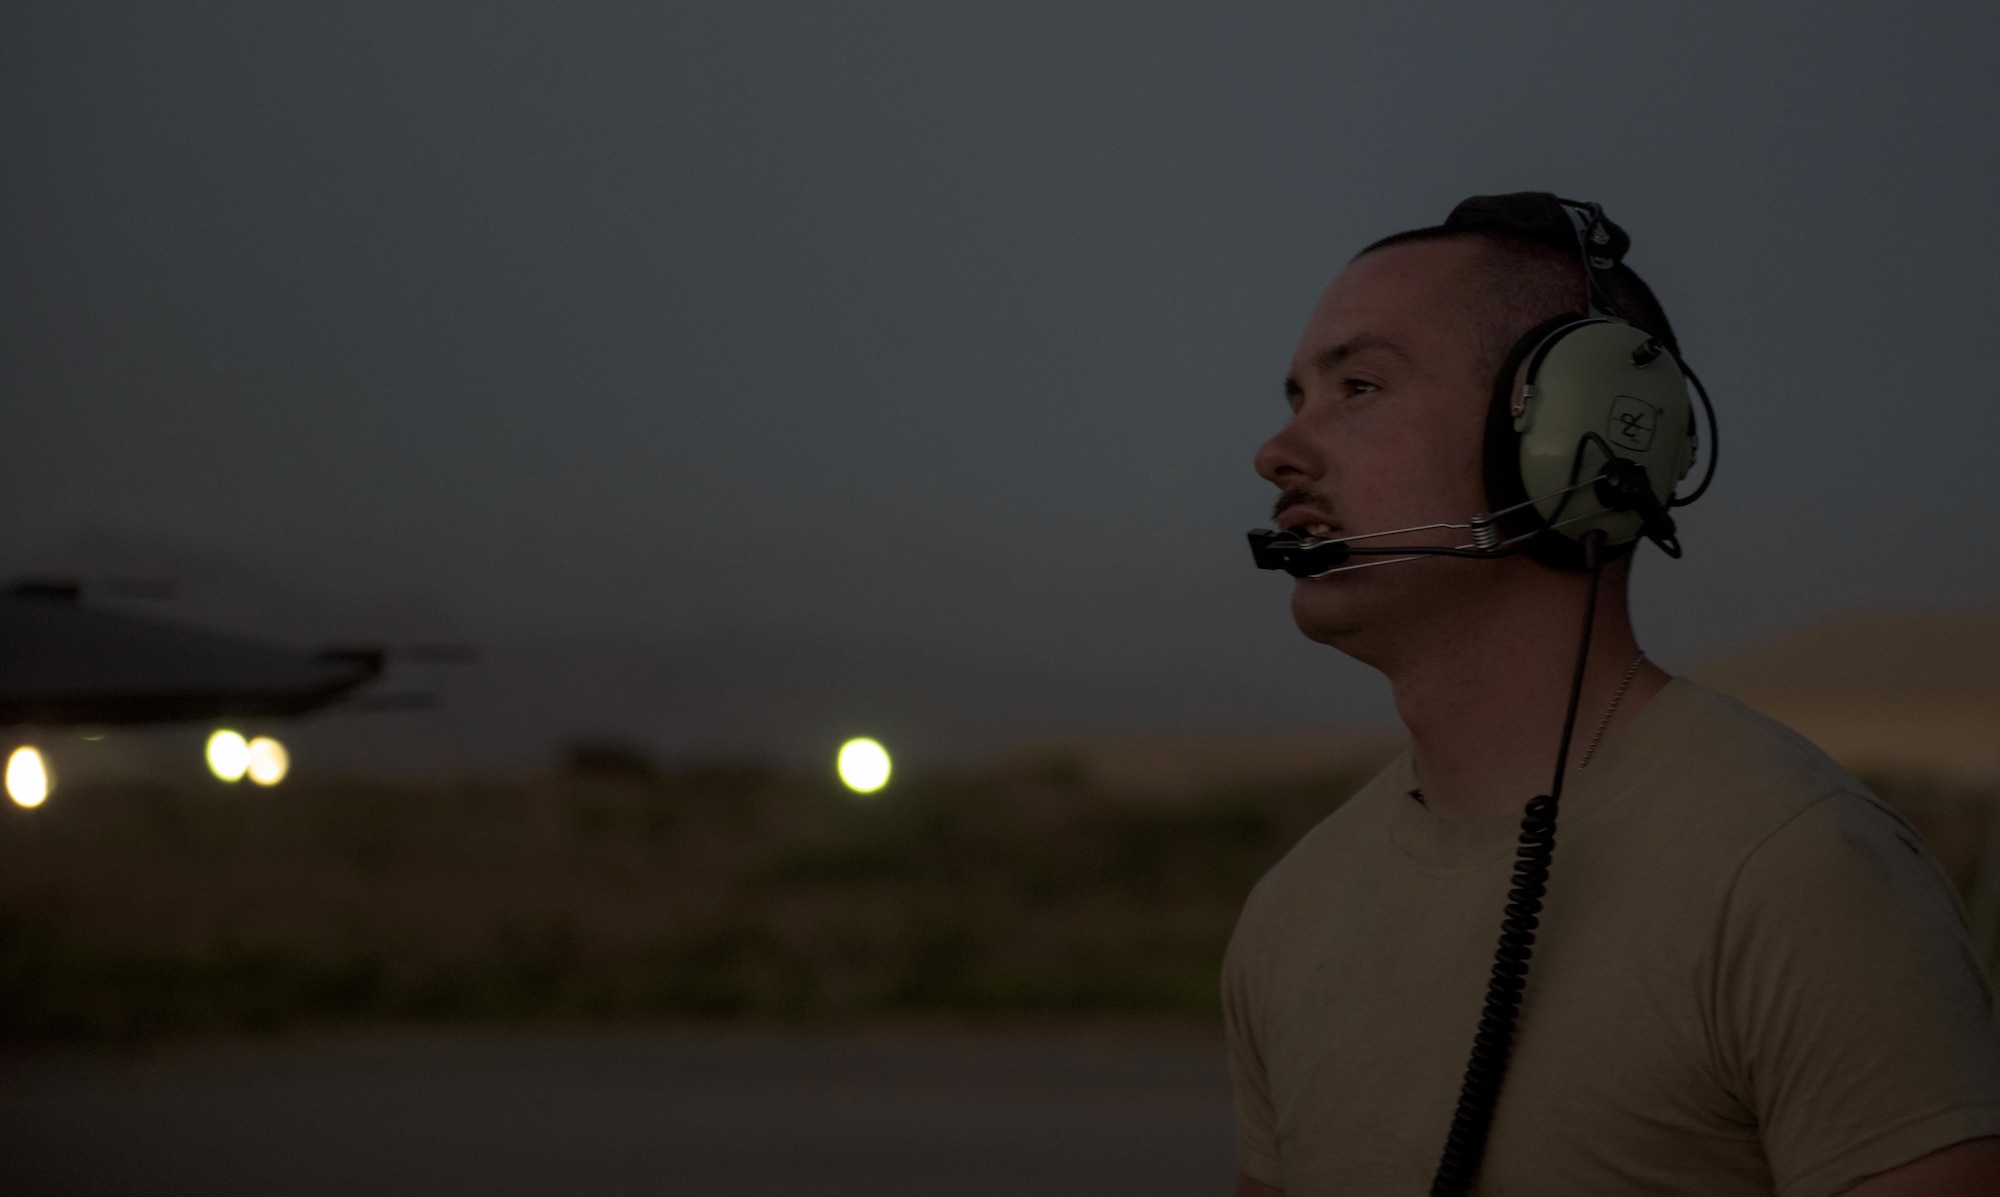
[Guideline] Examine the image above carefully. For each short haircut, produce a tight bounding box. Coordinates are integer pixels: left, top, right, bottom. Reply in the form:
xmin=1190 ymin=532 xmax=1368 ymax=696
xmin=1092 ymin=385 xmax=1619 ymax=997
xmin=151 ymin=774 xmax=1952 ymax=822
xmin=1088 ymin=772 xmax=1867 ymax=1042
xmin=1353 ymin=226 xmax=1680 ymax=384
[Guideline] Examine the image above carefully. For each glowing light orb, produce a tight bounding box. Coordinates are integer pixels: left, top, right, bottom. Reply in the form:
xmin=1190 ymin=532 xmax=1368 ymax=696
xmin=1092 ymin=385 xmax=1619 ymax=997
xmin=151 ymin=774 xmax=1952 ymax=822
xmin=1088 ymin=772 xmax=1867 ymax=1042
xmin=246 ymin=737 xmax=290 ymax=787
xmin=6 ymin=747 xmax=49 ymax=808
xmin=836 ymin=737 xmax=892 ymax=794
xmin=206 ymin=730 xmax=251 ymax=782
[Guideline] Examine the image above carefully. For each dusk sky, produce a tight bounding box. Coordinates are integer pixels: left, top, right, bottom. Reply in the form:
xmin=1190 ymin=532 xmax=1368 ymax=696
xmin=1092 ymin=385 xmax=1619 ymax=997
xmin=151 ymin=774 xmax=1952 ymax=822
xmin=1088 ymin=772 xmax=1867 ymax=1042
xmin=4 ymin=3 xmax=1996 ymax=766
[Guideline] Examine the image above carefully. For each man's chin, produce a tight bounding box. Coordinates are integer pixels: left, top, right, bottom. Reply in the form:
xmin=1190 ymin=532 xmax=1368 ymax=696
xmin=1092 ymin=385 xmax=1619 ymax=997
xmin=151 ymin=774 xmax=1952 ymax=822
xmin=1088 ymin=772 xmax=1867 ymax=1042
xmin=1288 ymin=577 xmax=1379 ymax=650
xmin=1287 ymin=559 xmax=1508 ymax=657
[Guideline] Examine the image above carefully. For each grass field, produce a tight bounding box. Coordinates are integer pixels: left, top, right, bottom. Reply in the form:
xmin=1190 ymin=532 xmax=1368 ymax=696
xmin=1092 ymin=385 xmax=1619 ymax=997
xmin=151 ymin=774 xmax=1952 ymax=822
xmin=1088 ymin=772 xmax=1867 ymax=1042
xmin=2 ymin=756 xmax=1993 ymax=1041
xmin=0 ymin=757 xmax=1370 ymax=1039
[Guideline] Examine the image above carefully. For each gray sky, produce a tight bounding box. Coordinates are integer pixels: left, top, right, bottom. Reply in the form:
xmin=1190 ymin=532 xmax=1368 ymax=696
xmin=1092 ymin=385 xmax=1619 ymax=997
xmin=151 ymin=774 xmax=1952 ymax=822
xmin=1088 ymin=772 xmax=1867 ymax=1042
xmin=3 ymin=2 xmax=1997 ymax=765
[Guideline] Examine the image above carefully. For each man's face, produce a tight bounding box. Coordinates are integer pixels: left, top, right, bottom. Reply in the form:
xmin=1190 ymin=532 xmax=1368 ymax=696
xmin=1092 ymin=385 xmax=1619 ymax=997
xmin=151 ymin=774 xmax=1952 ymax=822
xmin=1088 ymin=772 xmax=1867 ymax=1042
xmin=1254 ymin=238 xmax=1518 ymax=654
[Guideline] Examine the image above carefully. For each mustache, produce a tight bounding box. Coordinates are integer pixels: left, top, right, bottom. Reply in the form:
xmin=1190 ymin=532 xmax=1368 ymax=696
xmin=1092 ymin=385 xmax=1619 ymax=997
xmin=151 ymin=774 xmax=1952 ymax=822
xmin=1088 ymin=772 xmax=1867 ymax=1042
xmin=1271 ymin=487 xmax=1333 ymax=526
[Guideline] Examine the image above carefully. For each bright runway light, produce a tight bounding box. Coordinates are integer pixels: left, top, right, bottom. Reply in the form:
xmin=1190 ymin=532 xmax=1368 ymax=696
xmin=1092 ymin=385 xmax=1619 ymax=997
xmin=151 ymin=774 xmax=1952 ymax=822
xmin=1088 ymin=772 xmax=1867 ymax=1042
xmin=836 ymin=737 xmax=892 ymax=794
xmin=7 ymin=747 xmax=49 ymax=808
xmin=246 ymin=737 xmax=290 ymax=787
xmin=206 ymin=730 xmax=250 ymax=782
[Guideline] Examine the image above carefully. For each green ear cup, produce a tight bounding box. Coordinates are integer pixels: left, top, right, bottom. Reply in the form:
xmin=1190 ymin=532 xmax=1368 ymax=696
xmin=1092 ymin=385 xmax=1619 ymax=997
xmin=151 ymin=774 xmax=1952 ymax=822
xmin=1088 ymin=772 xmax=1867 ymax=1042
xmin=1484 ymin=318 xmax=1696 ymax=568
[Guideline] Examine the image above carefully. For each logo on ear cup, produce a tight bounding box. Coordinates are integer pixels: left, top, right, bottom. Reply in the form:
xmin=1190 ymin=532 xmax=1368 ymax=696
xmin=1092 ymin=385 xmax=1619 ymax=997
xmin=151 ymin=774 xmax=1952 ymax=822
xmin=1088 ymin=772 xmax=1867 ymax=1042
xmin=1607 ymin=395 xmax=1661 ymax=452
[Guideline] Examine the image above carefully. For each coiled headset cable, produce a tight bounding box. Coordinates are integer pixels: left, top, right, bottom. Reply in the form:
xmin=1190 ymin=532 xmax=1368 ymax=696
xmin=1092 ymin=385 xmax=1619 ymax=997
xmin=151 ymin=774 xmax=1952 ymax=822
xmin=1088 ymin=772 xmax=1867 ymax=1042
xmin=1428 ymin=529 xmax=1608 ymax=1197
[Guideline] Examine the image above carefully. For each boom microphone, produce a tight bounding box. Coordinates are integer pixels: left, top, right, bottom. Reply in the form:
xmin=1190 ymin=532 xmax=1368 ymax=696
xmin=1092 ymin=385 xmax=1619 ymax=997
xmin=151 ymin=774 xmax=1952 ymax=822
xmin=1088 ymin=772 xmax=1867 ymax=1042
xmin=1247 ymin=458 xmax=1678 ymax=580
xmin=1246 ymin=525 xmax=1478 ymax=578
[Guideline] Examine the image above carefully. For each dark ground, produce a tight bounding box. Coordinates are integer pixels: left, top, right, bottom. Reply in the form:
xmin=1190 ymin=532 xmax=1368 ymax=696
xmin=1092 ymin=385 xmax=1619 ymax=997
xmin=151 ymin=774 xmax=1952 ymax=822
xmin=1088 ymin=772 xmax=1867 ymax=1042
xmin=0 ymin=767 xmax=1370 ymax=1038
xmin=0 ymin=1030 xmax=1237 ymax=1196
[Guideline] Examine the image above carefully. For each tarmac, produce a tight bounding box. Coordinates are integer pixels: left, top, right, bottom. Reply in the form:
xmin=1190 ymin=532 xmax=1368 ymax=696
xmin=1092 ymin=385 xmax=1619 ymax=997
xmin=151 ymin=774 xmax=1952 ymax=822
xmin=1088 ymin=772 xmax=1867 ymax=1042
xmin=0 ymin=1029 xmax=1237 ymax=1196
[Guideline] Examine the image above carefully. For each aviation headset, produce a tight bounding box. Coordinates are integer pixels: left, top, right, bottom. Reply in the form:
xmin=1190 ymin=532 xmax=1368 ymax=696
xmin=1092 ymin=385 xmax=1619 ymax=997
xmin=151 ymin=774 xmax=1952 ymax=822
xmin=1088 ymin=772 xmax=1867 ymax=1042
xmin=1245 ymin=194 xmax=1720 ymax=1197
xmin=1247 ymin=191 xmax=1717 ymax=578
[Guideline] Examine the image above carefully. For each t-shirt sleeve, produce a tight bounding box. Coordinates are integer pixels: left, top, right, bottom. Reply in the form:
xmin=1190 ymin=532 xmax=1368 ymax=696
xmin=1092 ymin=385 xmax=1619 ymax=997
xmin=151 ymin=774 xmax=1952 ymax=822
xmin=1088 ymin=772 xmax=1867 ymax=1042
xmin=1222 ymin=904 xmax=1284 ymax=1187
xmin=1714 ymin=790 xmax=2000 ymax=1197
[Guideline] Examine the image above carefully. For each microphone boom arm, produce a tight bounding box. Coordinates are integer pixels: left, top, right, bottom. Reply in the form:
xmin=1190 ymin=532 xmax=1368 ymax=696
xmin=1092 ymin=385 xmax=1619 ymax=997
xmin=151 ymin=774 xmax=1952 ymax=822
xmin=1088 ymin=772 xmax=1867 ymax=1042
xmin=1247 ymin=471 xmax=1620 ymax=578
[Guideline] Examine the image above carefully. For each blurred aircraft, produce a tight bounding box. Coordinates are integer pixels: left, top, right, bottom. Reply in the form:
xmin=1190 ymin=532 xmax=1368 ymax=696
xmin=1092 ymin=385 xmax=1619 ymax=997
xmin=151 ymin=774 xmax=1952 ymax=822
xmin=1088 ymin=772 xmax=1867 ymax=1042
xmin=0 ymin=579 xmax=395 ymax=804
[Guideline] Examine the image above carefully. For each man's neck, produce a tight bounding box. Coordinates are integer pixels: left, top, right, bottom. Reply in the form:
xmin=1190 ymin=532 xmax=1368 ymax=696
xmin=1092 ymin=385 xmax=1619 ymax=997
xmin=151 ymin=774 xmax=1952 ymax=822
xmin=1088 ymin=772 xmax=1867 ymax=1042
xmin=1384 ymin=571 xmax=1669 ymax=824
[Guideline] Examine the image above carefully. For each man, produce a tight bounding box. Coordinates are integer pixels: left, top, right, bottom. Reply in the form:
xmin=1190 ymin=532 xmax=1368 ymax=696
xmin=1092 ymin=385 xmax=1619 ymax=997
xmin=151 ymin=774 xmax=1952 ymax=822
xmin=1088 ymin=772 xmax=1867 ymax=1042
xmin=1224 ymin=194 xmax=2000 ymax=1196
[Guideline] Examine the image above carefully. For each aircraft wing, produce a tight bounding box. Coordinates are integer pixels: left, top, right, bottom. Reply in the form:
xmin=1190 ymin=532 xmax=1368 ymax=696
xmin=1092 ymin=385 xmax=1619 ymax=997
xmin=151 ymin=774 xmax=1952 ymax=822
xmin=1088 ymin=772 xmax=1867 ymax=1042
xmin=0 ymin=588 xmax=381 ymax=726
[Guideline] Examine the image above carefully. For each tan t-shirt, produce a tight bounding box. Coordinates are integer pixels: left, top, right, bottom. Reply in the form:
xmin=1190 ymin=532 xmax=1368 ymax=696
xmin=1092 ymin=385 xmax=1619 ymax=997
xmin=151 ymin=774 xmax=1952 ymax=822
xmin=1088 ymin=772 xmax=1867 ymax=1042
xmin=1222 ymin=679 xmax=2000 ymax=1196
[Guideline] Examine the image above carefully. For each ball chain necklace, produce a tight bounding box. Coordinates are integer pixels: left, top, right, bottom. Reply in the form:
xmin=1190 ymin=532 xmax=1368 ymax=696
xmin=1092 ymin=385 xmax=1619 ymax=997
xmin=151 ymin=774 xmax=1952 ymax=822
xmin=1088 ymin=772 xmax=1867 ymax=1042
xmin=1578 ymin=651 xmax=1648 ymax=770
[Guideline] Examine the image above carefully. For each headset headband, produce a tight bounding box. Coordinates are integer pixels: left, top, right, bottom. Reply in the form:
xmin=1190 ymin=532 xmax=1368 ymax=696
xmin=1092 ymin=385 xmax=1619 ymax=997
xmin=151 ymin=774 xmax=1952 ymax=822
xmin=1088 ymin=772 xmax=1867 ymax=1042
xmin=1442 ymin=192 xmax=1631 ymax=322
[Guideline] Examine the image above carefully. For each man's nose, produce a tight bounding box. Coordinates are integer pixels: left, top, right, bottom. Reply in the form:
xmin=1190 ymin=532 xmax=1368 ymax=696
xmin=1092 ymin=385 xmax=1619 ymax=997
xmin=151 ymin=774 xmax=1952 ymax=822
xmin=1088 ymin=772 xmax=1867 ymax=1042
xmin=1254 ymin=416 xmax=1322 ymax=486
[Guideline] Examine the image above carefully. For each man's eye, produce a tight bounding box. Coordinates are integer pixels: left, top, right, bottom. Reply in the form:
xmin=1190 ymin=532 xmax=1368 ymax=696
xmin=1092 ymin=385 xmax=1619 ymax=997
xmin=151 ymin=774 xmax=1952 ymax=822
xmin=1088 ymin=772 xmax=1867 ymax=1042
xmin=1344 ymin=378 xmax=1380 ymax=396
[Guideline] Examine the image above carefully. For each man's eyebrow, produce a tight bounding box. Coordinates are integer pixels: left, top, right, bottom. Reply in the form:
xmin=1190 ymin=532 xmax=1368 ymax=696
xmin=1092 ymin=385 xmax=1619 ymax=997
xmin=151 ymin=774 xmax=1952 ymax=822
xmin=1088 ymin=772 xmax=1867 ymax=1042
xmin=1283 ymin=334 xmax=1413 ymax=398
xmin=1309 ymin=333 xmax=1414 ymax=377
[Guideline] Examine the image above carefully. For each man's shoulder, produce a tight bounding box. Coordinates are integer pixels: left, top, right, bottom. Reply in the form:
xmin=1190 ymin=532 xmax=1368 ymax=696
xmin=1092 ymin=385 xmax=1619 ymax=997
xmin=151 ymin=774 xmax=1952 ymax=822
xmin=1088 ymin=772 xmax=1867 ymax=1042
xmin=1619 ymin=678 xmax=1883 ymax=837
xmin=1231 ymin=755 xmax=1408 ymax=941
xmin=1587 ymin=678 xmax=1946 ymax=917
